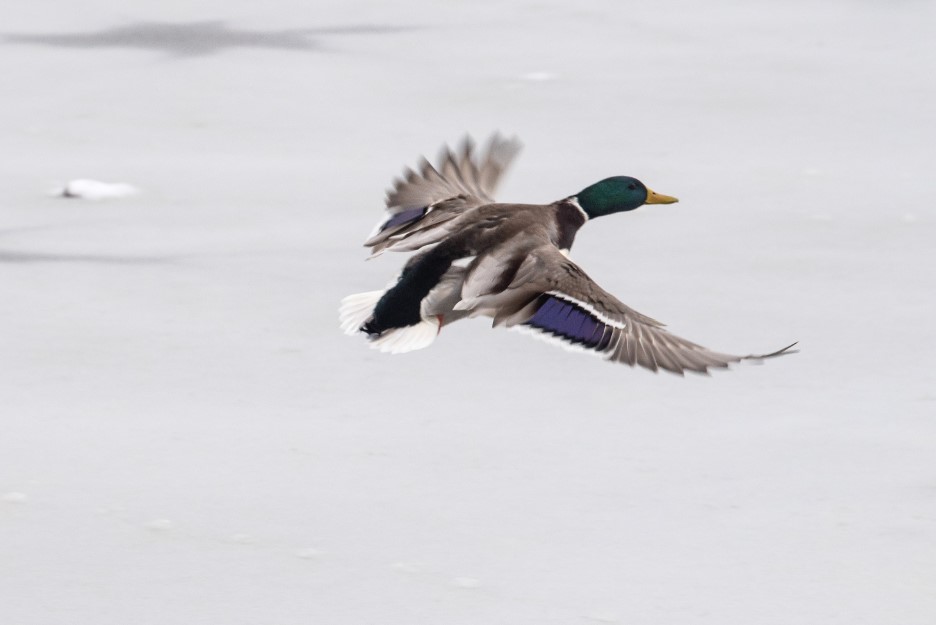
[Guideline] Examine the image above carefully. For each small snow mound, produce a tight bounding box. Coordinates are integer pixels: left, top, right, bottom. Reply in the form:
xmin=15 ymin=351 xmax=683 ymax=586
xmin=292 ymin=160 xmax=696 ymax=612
xmin=295 ymin=547 xmax=322 ymax=559
xmin=96 ymin=504 xmax=127 ymax=515
xmin=2 ymin=491 xmax=28 ymax=503
xmin=143 ymin=519 xmax=173 ymax=531
xmin=585 ymin=612 xmax=620 ymax=623
xmin=519 ymin=71 xmax=558 ymax=82
xmin=226 ymin=533 xmax=253 ymax=544
xmin=452 ymin=576 xmax=480 ymax=589
xmin=390 ymin=561 xmax=423 ymax=573
xmin=56 ymin=179 xmax=140 ymax=200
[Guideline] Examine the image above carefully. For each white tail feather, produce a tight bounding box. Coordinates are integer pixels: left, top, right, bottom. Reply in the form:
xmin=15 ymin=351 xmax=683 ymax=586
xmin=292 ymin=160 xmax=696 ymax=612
xmin=369 ymin=317 xmax=440 ymax=354
xmin=339 ymin=290 xmax=384 ymax=335
xmin=339 ymin=290 xmax=440 ymax=354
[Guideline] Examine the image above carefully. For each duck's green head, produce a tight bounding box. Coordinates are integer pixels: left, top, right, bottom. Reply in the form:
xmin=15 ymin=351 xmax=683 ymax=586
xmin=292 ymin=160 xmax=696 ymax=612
xmin=575 ymin=176 xmax=678 ymax=219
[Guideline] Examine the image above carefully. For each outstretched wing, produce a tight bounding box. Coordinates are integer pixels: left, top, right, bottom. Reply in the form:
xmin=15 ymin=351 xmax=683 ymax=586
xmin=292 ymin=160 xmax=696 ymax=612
xmin=364 ymin=134 xmax=522 ymax=255
xmin=457 ymin=245 xmax=796 ymax=375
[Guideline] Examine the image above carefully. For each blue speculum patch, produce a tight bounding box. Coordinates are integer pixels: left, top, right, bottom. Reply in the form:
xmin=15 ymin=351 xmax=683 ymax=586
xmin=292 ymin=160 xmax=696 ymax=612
xmin=380 ymin=207 xmax=427 ymax=232
xmin=526 ymin=295 xmax=612 ymax=350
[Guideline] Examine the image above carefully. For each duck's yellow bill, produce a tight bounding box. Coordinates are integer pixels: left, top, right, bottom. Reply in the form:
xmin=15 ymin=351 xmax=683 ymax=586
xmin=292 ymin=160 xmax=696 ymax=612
xmin=645 ymin=188 xmax=679 ymax=205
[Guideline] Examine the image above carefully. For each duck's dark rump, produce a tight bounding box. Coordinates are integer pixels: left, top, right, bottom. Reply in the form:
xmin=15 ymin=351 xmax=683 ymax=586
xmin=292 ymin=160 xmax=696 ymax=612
xmin=362 ymin=246 xmax=460 ymax=336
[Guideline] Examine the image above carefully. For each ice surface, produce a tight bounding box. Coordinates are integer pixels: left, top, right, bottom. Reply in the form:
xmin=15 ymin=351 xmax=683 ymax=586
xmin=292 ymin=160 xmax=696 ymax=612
xmin=1 ymin=1 xmax=934 ymax=624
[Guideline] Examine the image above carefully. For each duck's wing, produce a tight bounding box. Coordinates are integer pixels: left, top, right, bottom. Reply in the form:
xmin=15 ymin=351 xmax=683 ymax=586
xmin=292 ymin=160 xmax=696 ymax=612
xmin=364 ymin=134 xmax=522 ymax=256
xmin=456 ymin=245 xmax=796 ymax=375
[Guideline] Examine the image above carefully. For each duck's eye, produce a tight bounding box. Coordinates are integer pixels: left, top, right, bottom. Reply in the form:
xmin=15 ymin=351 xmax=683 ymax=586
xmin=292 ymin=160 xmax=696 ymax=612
xmin=627 ymin=184 xmax=636 ymax=191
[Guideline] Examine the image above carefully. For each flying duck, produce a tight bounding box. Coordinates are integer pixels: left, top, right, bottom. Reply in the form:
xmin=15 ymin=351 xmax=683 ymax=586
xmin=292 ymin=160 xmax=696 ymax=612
xmin=340 ymin=135 xmax=795 ymax=375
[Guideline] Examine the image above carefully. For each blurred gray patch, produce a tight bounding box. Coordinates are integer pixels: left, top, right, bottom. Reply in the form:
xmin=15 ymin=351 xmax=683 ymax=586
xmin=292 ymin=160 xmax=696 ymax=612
xmin=2 ymin=20 xmax=411 ymax=57
xmin=0 ymin=250 xmax=173 ymax=265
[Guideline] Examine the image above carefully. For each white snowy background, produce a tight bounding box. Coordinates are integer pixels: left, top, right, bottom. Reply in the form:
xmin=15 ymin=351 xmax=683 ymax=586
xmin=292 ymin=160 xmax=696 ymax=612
xmin=2 ymin=1 xmax=934 ymax=623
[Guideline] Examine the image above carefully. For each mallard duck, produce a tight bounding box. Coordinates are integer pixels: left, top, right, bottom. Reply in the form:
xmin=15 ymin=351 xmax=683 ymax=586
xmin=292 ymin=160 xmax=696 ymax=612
xmin=340 ymin=135 xmax=795 ymax=375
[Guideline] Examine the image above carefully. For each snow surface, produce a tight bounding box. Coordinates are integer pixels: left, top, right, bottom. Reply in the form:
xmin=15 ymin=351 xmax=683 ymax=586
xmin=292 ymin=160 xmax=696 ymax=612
xmin=2 ymin=1 xmax=935 ymax=624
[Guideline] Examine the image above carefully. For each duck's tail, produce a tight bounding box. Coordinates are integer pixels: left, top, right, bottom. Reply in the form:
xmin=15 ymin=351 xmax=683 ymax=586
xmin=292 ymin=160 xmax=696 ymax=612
xmin=338 ymin=289 xmax=441 ymax=354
